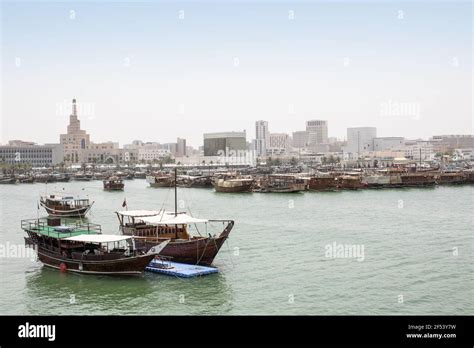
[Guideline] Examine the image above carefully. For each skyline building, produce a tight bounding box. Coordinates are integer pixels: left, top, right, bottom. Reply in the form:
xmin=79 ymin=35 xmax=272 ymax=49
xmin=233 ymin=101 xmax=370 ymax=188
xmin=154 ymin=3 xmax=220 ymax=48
xmin=203 ymin=131 xmax=247 ymax=156
xmin=345 ymin=127 xmax=377 ymax=158
xmin=255 ymin=120 xmax=269 ymax=157
xmin=306 ymin=120 xmax=328 ymax=146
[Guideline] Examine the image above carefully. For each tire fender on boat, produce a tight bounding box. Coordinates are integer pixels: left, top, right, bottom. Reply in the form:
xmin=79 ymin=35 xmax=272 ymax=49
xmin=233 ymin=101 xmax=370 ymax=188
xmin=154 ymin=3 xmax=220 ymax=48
xmin=60 ymin=263 xmax=67 ymax=272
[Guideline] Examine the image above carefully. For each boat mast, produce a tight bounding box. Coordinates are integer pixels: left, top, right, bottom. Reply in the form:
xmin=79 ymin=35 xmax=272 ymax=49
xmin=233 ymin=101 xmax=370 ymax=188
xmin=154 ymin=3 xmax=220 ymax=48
xmin=174 ymin=166 xmax=177 ymax=216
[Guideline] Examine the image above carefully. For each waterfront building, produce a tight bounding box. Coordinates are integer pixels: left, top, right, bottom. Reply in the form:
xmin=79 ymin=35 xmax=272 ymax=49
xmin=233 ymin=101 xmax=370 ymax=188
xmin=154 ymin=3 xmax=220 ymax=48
xmin=138 ymin=147 xmax=171 ymax=161
xmin=453 ymin=148 xmax=474 ymax=161
xmin=255 ymin=120 xmax=269 ymax=157
xmin=161 ymin=142 xmax=177 ymax=156
xmin=176 ymin=138 xmax=187 ymax=157
xmin=292 ymin=131 xmax=310 ymax=149
xmin=306 ymin=120 xmax=328 ymax=145
xmin=7 ymin=140 xmax=36 ymax=147
xmin=343 ymin=150 xmax=408 ymax=168
xmin=123 ymin=141 xmax=170 ymax=161
xmin=373 ymin=137 xmax=405 ymax=151
xmin=123 ymin=140 xmax=145 ymax=149
xmin=83 ymin=142 xmax=138 ymax=164
xmin=345 ymin=127 xmax=377 ymax=158
xmin=402 ymin=140 xmax=433 ymax=162
xmin=328 ymin=140 xmax=346 ymax=153
xmin=266 ymin=133 xmax=290 ymax=156
xmin=0 ymin=142 xmax=63 ymax=166
xmin=203 ymin=131 xmax=247 ymax=156
xmin=430 ymin=135 xmax=474 ymax=152
xmin=59 ymin=99 xmax=139 ymax=164
xmin=59 ymin=99 xmax=91 ymax=163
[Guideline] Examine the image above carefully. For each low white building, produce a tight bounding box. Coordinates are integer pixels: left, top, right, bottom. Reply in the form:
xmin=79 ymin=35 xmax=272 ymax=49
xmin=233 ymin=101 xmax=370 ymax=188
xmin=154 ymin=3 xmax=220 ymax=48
xmin=401 ymin=140 xmax=433 ymax=161
xmin=138 ymin=147 xmax=171 ymax=161
xmin=453 ymin=148 xmax=473 ymax=161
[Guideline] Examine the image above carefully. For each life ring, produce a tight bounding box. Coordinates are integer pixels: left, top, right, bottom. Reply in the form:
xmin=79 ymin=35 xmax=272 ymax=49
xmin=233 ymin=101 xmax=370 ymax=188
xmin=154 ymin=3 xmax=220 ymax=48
xmin=60 ymin=263 xmax=67 ymax=272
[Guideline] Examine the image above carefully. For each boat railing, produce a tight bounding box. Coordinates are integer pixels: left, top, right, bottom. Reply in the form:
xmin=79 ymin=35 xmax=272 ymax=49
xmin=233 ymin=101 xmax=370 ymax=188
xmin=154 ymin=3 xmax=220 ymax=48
xmin=21 ymin=218 xmax=102 ymax=237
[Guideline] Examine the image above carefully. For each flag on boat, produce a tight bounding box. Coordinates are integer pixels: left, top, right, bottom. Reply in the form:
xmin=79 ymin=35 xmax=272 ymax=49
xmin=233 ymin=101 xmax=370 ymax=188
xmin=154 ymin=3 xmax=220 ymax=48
xmin=122 ymin=198 xmax=127 ymax=208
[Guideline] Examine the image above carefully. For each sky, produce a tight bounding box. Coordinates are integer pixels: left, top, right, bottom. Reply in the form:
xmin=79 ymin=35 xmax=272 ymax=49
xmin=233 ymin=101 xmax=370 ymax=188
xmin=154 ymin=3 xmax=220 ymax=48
xmin=1 ymin=0 xmax=472 ymax=148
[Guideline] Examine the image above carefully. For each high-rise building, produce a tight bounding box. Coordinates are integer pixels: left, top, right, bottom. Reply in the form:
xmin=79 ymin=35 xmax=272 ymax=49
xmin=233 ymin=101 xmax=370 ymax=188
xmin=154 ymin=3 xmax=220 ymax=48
xmin=176 ymin=137 xmax=187 ymax=157
xmin=306 ymin=120 xmax=328 ymax=145
xmin=345 ymin=127 xmax=377 ymax=157
xmin=255 ymin=120 xmax=269 ymax=157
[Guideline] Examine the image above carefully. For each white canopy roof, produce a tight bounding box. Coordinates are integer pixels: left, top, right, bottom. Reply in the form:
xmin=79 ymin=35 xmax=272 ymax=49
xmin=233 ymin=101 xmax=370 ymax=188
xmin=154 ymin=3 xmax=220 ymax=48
xmin=116 ymin=210 xmax=162 ymax=217
xmin=63 ymin=234 xmax=131 ymax=243
xmin=140 ymin=212 xmax=208 ymax=225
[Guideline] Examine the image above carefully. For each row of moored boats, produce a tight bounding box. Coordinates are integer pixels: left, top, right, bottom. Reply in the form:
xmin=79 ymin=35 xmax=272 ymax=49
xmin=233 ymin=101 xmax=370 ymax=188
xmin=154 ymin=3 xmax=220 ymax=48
xmin=145 ymin=169 xmax=474 ymax=193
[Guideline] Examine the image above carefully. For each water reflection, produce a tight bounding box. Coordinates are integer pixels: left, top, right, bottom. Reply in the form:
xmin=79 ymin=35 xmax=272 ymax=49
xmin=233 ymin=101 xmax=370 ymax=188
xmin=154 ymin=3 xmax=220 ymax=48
xmin=24 ymin=264 xmax=233 ymax=315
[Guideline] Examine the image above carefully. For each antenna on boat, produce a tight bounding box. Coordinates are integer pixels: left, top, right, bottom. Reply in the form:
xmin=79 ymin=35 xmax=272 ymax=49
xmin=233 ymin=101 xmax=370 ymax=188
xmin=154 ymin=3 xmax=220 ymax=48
xmin=174 ymin=166 xmax=178 ymax=216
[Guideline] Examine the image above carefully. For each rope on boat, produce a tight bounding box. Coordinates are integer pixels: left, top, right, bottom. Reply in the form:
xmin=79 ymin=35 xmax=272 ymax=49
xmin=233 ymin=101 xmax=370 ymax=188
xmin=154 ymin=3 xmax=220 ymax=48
xmin=196 ymin=238 xmax=211 ymax=265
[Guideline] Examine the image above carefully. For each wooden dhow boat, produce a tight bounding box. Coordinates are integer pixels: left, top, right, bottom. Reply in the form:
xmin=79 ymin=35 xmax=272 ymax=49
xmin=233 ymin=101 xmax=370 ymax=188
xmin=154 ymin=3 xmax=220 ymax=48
xmin=0 ymin=176 xmax=17 ymax=184
xmin=213 ymin=177 xmax=254 ymax=193
xmin=254 ymin=174 xmax=306 ymax=193
xmin=337 ymin=173 xmax=365 ymax=190
xmin=103 ymin=176 xmax=125 ymax=191
xmin=436 ymin=171 xmax=466 ymax=185
xmin=307 ymin=174 xmax=339 ymax=191
xmin=146 ymin=173 xmax=174 ymax=188
xmin=116 ymin=210 xmax=233 ymax=266
xmin=40 ymin=194 xmax=94 ymax=217
xmin=73 ymin=172 xmax=93 ymax=181
xmin=117 ymin=168 xmax=234 ymax=266
xmin=177 ymin=175 xmax=213 ymax=188
xmin=22 ymin=217 xmax=168 ymax=275
xmin=17 ymin=175 xmax=35 ymax=183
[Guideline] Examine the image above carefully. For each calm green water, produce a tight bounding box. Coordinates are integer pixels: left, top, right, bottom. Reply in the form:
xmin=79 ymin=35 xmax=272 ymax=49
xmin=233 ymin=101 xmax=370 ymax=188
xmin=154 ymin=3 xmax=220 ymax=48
xmin=0 ymin=180 xmax=472 ymax=315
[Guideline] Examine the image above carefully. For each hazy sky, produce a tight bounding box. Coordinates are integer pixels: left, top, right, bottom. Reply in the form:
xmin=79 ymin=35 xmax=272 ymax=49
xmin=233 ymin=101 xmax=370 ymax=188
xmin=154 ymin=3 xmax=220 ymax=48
xmin=1 ymin=0 xmax=472 ymax=147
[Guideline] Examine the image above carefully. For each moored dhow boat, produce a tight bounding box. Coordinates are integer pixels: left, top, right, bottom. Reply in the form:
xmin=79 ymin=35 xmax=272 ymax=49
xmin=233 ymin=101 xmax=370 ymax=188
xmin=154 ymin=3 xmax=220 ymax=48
xmin=73 ymin=172 xmax=93 ymax=181
xmin=337 ymin=174 xmax=365 ymax=190
xmin=52 ymin=173 xmax=71 ymax=182
xmin=146 ymin=173 xmax=174 ymax=187
xmin=177 ymin=175 xmax=213 ymax=188
xmin=103 ymin=176 xmax=125 ymax=191
xmin=116 ymin=210 xmax=233 ymax=266
xmin=22 ymin=217 xmax=169 ymax=275
xmin=40 ymin=194 xmax=94 ymax=217
xmin=33 ymin=174 xmax=53 ymax=183
xmin=463 ymin=169 xmax=474 ymax=183
xmin=17 ymin=174 xmax=35 ymax=183
xmin=213 ymin=177 xmax=254 ymax=193
xmin=0 ymin=176 xmax=18 ymax=184
xmin=399 ymin=172 xmax=436 ymax=187
xmin=254 ymin=174 xmax=306 ymax=193
xmin=307 ymin=174 xmax=339 ymax=191
xmin=436 ymin=171 xmax=466 ymax=185
xmin=361 ymin=174 xmax=391 ymax=188
xmin=134 ymin=171 xmax=147 ymax=179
